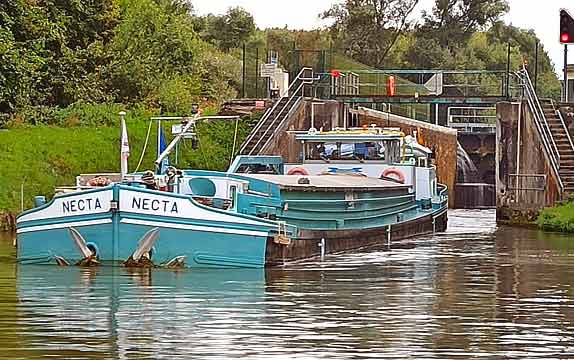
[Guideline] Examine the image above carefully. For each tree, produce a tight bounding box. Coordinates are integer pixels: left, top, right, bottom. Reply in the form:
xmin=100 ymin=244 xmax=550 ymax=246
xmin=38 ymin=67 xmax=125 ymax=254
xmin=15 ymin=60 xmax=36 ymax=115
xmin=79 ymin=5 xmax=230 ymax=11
xmin=322 ymin=0 xmax=419 ymax=68
xmin=200 ymin=7 xmax=256 ymax=52
xmin=420 ymin=0 xmax=509 ymax=49
xmin=105 ymin=0 xmax=240 ymax=107
xmin=0 ymin=0 xmax=120 ymax=111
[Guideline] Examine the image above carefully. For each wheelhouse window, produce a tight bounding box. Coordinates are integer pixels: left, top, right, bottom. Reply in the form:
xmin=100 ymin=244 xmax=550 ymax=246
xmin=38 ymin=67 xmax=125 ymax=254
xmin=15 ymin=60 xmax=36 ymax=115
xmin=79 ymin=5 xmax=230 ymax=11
xmin=304 ymin=140 xmax=400 ymax=163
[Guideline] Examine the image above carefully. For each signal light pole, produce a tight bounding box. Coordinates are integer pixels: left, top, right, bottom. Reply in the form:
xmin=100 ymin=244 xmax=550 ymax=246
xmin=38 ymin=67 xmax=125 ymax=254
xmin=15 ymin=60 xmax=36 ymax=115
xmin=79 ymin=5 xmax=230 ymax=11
xmin=560 ymin=9 xmax=574 ymax=102
xmin=566 ymin=45 xmax=569 ymax=103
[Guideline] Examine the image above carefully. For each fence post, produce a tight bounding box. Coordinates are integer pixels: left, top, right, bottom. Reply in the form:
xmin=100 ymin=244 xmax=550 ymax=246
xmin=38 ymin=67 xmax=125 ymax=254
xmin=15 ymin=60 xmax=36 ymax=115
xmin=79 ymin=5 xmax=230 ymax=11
xmin=506 ymin=42 xmax=511 ymax=98
xmin=242 ymin=43 xmax=246 ymax=98
xmin=255 ymin=47 xmax=259 ymax=98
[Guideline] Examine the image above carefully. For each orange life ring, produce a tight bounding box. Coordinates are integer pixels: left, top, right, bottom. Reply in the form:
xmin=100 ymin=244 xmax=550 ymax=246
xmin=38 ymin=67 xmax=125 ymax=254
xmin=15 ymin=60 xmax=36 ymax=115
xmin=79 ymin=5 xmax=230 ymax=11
xmin=381 ymin=168 xmax=405 ymax=183
xmin=87 ymin=177 xmax=112 ymax=187
xmin=287 ymin=167 xmax=310 ymax=176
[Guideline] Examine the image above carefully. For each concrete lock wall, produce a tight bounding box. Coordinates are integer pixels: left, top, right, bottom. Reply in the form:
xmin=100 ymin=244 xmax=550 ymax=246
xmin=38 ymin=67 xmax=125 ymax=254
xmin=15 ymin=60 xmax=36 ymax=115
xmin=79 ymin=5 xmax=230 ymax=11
xmin=496 ymin=102 xmax=561 ymax=223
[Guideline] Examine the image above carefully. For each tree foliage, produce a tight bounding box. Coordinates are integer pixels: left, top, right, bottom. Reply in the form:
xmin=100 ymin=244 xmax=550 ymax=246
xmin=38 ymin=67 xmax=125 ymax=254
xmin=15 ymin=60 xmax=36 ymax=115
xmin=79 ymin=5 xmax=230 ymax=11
xmin=0 ymin=0 xmax=242 ymax=118
xmin=0 ymin=0 xmax=120 ymax=112
xmin=322 ymin=0 xmax=419 ymax=68
xmin=420 ymin=0 xmax=509 ymax=49
xmin=196 ymin=7 xmax=256 ymax=52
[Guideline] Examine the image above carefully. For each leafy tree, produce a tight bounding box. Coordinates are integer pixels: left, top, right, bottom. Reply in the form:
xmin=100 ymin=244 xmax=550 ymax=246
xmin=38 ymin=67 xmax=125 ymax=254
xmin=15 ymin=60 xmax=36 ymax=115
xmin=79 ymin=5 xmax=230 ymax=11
xmin=200 ymin=7 xmax=255 ymax=52
xmin=105 ymin=0 xmax=240 ymax=108
xmin=322 ymin=0 xmax=419 ymax=68
xmin=104 ymin=0 xmax=203 ymax=102
xmin=0 ymin=0 xmax=120 ymax=111
xmin=419 ymin=0 xmax=509 ymax=49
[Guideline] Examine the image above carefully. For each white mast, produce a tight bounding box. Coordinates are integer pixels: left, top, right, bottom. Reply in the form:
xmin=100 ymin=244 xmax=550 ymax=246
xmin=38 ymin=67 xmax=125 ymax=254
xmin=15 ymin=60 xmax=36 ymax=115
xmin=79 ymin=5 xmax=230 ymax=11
xmin=120 ymin=111 xmax=129 ymax=179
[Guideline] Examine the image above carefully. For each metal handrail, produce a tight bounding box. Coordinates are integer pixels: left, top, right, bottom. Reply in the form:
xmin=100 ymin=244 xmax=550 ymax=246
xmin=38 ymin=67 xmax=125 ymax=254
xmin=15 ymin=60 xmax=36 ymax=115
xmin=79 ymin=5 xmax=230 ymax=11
xmin=520 ymin=68 xmax=564 ymax=192
xmin=554 ymin=100 xmax=574 ymax=151
xmin=258 ymin=97 xmax=305 ymax=154
xmin=239 ymin=67 xmax=313 ymax=154
xmin=247 ymin=79 xmax=310 ymax=155
xmin=522 ymin=71 xmax=560 ymax=163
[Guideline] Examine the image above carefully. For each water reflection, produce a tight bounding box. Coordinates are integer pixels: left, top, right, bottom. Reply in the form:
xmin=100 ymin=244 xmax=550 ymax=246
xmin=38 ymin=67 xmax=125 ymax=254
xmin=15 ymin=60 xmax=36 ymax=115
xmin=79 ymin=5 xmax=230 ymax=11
xmin=2 ymin=210 xmax=574 ymax=358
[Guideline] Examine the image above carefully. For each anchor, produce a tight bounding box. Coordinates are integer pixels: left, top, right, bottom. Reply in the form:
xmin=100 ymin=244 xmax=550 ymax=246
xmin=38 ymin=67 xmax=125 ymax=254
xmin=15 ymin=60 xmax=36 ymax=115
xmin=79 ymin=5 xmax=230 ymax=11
xmin=163 ymin=255 xmax=187 ymax=269
xmin=124 ymin=228 xmax=160 ymax=268
xmin=54 ymin=255 xmax=70 ymax=266
xmin=55 ymin=227 xmax=100 ymax=266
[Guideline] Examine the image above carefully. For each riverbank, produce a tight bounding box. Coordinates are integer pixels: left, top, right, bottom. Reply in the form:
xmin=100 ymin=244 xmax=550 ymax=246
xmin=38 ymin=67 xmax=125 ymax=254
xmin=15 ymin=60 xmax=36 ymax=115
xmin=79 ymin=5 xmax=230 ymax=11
xmin=0 ymin=107 xmax=252 ymax=230
xmin=536 ymin=201 xmax=574 ymax=233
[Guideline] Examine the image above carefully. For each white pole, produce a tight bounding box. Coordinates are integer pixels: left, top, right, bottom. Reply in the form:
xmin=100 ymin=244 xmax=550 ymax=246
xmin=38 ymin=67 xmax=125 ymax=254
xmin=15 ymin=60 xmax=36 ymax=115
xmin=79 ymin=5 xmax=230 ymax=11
xmin=157 ymin=119 xmax=162 ymax=158
xmin=20 ymin=182 xmax=24 ymax=212
xmin=120 ymin=111 xmax=129 ymax=179
xmin=230 ymin=117 xmax=239 ymax=167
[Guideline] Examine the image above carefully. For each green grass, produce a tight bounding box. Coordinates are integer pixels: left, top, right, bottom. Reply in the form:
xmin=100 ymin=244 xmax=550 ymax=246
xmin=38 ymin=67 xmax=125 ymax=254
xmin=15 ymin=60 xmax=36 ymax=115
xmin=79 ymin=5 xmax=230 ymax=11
xmin=0 ymin=108 xmax=252 ymax=214
xmin=332 ymin=54 xmax=375 ymax=71
xmin=537 ymin=201 xmax=574 ymax=233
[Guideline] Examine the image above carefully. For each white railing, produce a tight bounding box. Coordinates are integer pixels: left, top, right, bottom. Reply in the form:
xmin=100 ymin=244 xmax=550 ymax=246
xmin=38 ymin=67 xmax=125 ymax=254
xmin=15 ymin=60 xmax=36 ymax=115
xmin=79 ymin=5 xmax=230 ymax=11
xmin=239 ymin=67 xmax=314 ymax=155
xmin=520 ymin=68 xmax=564 ymax=192
xmin=447 ymin=106 xmax=496 ymax=133
xmin=331 ymin=72 xmax=360 ymax=96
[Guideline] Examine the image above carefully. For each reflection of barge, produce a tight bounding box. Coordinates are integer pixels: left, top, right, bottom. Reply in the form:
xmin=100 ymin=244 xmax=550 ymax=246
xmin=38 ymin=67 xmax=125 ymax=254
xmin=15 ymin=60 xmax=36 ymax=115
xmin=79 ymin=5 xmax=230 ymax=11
xmin=16 ymin=114 xmax=447 ymax=268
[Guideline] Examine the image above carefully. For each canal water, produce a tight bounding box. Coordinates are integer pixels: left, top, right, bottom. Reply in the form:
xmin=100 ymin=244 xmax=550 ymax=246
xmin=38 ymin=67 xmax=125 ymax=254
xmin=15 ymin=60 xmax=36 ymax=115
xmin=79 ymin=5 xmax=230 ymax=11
xmin=1 ymin=210 xmax=574 ymax=359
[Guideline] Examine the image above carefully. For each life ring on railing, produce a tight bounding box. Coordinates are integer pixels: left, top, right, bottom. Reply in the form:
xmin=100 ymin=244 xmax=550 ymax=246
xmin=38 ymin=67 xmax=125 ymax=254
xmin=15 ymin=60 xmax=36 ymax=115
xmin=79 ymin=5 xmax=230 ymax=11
xmin=381 ymin=168 xmax=405 ymax=184
xmin=287 ymin=167 xmax=310 ymax=176
xmin=87 ymin=176 xmax=112 ymax=187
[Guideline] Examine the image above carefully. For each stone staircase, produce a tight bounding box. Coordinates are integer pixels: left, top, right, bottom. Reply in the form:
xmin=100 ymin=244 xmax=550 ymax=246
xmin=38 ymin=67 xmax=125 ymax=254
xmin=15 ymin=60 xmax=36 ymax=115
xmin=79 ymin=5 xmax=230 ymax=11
xmin=541 ymin=99 xmax=574 ymax=192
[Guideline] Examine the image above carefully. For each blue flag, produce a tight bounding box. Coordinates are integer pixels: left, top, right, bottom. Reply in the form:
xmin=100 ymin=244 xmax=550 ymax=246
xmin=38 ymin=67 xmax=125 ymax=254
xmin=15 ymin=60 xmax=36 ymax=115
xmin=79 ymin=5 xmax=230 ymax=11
xmin=159 ymin=127 xmax=169 ymax=173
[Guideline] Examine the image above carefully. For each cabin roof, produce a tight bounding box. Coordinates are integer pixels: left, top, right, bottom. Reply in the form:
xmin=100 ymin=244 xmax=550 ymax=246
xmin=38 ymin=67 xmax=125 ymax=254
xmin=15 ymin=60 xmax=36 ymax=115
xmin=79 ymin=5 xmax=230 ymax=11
xmin=240 ymin=174 xmax=410 ymax=191
xmin=295 ymin=133 xmax=402 ymax=142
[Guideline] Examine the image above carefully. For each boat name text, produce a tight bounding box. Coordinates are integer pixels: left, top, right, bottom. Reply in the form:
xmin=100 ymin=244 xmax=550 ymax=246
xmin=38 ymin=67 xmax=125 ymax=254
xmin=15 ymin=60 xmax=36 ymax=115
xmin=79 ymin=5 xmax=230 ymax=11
xmin=62 ymin=198 xmax=103 ymax=213
xmin=131 ymin=197 xmax=179 ymax=214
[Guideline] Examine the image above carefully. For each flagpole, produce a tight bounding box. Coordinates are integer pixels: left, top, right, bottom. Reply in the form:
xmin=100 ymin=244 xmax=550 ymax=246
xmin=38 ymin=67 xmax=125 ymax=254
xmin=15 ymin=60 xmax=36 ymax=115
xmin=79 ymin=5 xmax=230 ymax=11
xmin=119 ymin=111 xmax=129 ymax=180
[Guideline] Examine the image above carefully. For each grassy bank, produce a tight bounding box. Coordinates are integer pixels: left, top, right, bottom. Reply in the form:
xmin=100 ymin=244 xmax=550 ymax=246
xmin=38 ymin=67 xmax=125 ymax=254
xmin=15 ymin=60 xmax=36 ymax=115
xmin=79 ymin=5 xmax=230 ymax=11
xmin=537 ymin=201 xmax=574 ymax=233
xmin=0 ymin=109 xmax=251 ymax=218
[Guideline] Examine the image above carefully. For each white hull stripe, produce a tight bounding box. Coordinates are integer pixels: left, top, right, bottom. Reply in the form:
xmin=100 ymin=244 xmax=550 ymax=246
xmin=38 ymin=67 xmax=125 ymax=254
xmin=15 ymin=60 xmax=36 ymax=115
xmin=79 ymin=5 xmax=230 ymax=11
xmin=121 ymin=218 xmax=269 ymax=237
xmin=17 ymin=219 xmax=113 ymax=234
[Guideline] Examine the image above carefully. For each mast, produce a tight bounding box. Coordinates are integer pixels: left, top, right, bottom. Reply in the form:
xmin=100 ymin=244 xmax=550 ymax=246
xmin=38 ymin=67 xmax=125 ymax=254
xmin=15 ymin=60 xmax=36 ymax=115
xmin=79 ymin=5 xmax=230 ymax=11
xmin=119 ymin=111 xmax=129 ymax=179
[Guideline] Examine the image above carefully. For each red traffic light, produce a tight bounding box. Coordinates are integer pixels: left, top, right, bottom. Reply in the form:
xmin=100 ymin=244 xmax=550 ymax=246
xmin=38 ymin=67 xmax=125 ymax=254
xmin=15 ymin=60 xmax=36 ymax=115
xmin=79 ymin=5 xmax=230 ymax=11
xmin=560 ymin=9 xmax=574 ymax=44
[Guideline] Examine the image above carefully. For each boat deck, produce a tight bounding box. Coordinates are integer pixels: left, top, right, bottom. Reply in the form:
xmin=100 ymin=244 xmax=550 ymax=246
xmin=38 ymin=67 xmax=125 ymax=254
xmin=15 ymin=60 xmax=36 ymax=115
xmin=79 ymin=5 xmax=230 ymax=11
xmin=240 ymin=174 xmax=410 ymax=191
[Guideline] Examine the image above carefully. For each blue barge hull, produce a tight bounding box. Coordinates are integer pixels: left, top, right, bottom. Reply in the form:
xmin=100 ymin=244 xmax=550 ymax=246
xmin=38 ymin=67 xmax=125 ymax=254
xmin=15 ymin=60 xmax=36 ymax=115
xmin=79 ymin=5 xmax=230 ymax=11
xmin=17 ymin=185 xmax=281 ymax=268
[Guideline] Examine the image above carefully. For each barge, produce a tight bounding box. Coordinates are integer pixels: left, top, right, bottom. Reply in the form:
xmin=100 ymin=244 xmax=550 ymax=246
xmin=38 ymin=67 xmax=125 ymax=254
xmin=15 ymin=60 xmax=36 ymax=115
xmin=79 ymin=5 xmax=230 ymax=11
xmin=16 ymin=112 xmax=447 ymax=268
